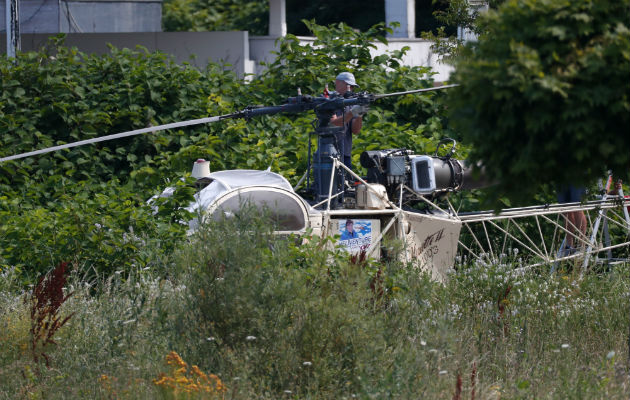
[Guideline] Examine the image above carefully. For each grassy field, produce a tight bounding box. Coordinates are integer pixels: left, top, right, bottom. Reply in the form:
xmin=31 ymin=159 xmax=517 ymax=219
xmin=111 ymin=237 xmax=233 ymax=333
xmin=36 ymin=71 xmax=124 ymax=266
xmin=1 ymin=215 xmax=629 ymax=399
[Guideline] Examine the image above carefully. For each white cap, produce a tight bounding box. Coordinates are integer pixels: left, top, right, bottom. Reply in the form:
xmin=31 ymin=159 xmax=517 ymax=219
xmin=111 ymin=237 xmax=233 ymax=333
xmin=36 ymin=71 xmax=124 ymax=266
xmin=336 ymin=72 xmax=359 ymax=87
xmin=191 ymin=159 xmax=211 ymax=179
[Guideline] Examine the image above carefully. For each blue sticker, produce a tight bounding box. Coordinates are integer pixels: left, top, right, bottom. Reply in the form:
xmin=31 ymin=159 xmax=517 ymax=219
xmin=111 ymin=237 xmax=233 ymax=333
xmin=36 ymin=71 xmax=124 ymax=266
xmin=338 ymin=219 xmax=373 ymax=253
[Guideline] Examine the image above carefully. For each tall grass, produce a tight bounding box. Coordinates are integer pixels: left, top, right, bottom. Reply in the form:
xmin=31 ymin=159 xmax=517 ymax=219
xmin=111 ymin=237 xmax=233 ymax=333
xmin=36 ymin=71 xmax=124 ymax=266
xmin=0 ymin=214 xmax=628 ymax=398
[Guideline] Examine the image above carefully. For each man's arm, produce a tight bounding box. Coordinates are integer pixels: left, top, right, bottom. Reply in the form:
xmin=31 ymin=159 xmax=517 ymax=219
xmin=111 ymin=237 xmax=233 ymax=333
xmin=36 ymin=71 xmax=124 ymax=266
xmin=351 ymin=116 xmax=362 ymax=134
xmin=330 ymin=112 xmax=363 ymax=134
xmin=330 ymin=110 xmax=354 ymax=127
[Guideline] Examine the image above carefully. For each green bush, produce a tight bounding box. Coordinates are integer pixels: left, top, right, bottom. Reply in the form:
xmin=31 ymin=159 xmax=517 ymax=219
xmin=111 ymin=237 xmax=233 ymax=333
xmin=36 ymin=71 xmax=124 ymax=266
xmin=0 ymin=179 xmax=190 ymax=280
xmin=174 ymin=210 xmax=413 ymax=395
xmin=447 ymin=0 xmax=630 ymax=203
xmin=162 ymin=0 xmax=269 ymax=34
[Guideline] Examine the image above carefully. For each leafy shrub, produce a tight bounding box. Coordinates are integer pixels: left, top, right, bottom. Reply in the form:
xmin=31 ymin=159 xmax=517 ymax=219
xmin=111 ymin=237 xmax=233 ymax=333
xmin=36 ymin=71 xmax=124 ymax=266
xmin=175 ymin=210 xmax=411 ymax=395
xmin=0 ymin=178 xmax=190 ymax=280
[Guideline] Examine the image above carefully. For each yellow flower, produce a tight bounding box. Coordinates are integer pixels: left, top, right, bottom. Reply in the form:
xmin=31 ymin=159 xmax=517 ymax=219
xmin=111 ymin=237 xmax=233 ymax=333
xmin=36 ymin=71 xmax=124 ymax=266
xmin=166 ymin=351 xmax=188 ymax=369
xmin=154 ymin=351 xmax=227 ymax=396
xmin=191 ymin=365 xmax=207 ymax=379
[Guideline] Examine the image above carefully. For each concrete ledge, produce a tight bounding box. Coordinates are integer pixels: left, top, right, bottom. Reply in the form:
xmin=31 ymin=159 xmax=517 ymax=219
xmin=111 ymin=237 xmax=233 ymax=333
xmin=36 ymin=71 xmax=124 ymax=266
xmin=2 ymin=32 xmax=452 ymax=80
xmin=2 ymin=31 xmax=252 ymax=77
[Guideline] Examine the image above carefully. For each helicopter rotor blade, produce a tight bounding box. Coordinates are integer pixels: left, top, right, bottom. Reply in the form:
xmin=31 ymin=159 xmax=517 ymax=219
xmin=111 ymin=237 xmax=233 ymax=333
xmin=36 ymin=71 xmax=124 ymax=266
xmin=0 ymin=113 xmax=236 ymax=163
xmin=373 ymin=83 xmax=459 ymax=100
xmin=1 ymin=84 xmax=459 ymax=163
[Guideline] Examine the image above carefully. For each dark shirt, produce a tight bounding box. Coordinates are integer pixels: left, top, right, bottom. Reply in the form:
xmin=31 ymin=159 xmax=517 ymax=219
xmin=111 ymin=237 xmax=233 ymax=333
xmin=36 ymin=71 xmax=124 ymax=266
xmin=334 ymin=107 xmax=356 ymax=158
xmin=557 ymin=185 xmax=586 ymax=203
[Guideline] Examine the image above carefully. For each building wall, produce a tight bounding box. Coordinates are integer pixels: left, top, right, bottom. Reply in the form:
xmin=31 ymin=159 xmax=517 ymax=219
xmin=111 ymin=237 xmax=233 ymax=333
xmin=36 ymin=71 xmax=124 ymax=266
xmin=5 ymin=0 xmax=61 ymax=33
xmin=0 ymin=0 xmax=162 ymax=33
xmin=2 ymin=31 xmax=253 ymax=76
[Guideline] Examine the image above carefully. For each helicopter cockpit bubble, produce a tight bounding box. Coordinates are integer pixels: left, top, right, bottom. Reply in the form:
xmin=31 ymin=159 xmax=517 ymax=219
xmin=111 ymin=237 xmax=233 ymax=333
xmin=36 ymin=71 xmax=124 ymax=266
xmin=206 ymin=186 xmax=310 ymax=233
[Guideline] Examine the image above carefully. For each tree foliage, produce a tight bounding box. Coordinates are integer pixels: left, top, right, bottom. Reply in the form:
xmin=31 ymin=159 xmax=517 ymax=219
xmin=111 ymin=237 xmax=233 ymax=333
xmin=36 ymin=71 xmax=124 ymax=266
xmin=162 ymin=0 xmax=268 ymax=34
xmin=162 ymin=0 xmax=385 ymax=35
xmin=446 ymin=0 xmax=630 ymax=203
xmin=286 ymin=0 xmax=385 ymax=36
xmin=161 ymin=0 xmax=453 ymax=39
xmin=420 ymin=0 xmax=506 ymax=59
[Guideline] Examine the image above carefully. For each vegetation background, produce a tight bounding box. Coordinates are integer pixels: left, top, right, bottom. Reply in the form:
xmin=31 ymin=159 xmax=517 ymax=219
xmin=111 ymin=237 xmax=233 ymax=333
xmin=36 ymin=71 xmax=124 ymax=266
xmin=162 ymin=0 xmax=457 ymax=37
xmin=1 ymin=0 xmax=629 ymax=398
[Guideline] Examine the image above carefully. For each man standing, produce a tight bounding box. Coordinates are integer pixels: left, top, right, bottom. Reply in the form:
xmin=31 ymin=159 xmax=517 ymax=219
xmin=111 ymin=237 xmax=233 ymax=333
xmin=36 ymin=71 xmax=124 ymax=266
xmin=329 ymin=72 xmax=368 ymax=170
xmin=557 ymin=184 xmax=587 ymax=254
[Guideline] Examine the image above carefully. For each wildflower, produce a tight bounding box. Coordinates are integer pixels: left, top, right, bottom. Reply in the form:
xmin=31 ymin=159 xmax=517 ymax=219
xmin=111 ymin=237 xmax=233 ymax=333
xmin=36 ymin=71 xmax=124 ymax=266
xmin=607 ymin=351 xmax=615 ymax=360
xmin=561 ymin=343 xmax=570 ymax=349
xmin=206 ymin=337 xmax=216 ymax=342
xmin=245 ymin=335 xmax=256 ymax=341
xmin=154 ymin=351 xmax=226 ymax=395
xmin=176 ymin=376 xmax=192 ymax=385
xmin=284 ymin=390 xmax=292 ymax=394
xmin=439 ymin=370 xmax=448 ymax=375
xmin=166 ymin=351 xmax=188 ymax=369
xmin=191 ymin=365 xmax=206 ymax=379
xmin=302 ymin=361 xmax=312 ymax=367
xmin=420 ymin=340 xmax=426 ymax=346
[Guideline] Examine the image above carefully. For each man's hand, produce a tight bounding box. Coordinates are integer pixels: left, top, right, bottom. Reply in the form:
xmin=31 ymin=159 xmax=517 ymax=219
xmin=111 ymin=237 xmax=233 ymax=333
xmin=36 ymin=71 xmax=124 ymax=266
xmin=350 ymin=105 xmax=369 ymax=118
xmin=608 ymin=179 xmax=623 ymax=195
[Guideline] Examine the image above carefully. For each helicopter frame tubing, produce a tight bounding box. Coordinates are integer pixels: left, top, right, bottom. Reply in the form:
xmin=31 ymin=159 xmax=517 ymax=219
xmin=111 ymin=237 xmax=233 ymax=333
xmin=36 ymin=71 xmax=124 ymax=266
xmin=456 ymin=198 xmax=630 ymax=273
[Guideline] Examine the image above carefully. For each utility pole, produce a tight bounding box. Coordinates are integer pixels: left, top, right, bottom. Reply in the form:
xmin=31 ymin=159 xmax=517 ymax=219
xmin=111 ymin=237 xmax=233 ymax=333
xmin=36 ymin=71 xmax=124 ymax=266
xmin=5 ymin=0 xmax=20 ymax=58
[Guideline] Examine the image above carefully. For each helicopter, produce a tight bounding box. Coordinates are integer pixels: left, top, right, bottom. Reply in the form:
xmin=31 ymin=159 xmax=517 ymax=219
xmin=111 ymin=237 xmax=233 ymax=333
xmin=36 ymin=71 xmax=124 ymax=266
xmin=2 ymin=84 xmax=629 ymax=281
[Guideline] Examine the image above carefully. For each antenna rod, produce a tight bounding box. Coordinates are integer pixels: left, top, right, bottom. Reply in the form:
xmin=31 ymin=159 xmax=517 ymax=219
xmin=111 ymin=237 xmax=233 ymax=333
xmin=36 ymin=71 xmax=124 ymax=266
xmin=373 ymin=84 xmax=459 ymax=99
